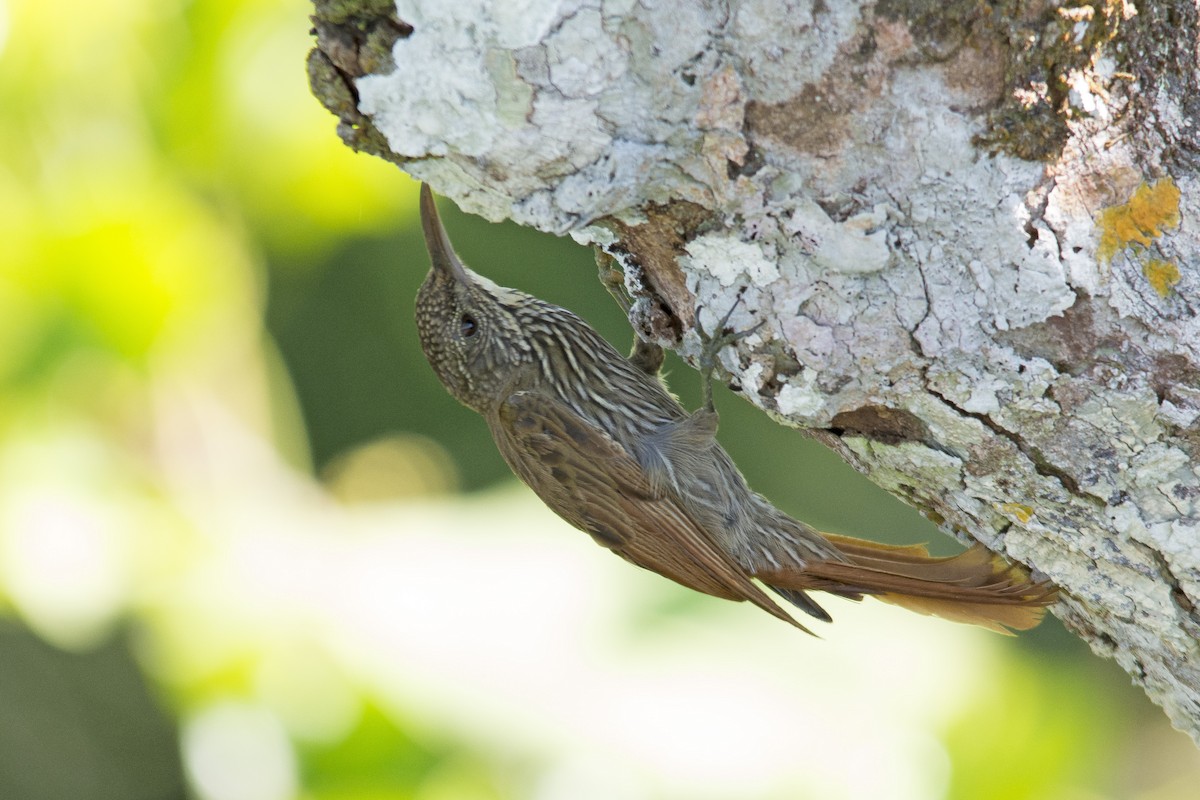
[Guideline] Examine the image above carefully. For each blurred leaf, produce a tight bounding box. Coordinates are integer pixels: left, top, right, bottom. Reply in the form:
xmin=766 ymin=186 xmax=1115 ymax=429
xmin=300 ymin=704 xmax=446 ymax=800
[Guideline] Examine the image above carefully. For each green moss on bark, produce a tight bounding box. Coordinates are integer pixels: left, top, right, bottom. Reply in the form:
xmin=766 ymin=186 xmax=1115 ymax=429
xmin=877 ymin=0 xmax=1126 ymax=161
xmin=307 ymin=0 xmax=413 ymax=164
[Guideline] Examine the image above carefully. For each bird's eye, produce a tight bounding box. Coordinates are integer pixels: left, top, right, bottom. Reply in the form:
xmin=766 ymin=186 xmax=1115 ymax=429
xmin=460 ymin=313 xmax=477 ymax=337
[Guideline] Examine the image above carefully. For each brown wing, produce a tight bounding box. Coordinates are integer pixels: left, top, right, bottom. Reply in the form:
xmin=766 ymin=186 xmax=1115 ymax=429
xmin=493 ymin=391 xmax=805 ymax=631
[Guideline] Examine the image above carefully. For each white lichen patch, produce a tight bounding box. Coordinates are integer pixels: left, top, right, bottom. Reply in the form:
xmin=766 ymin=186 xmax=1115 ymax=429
xmin=929 ymin=349 xmax=1063 ymax=426
xmin=775 ymin=372 xmax=826 ymax=419
xmin=778 ymin=314 xmax=835 ymax=364
xmin=738 ymin=361 xmax=767 ymax=396
xmin=730 ymin=0 xmax=861 ymax=103
xmin=1003 ymin=228 xmax=1077 ymax=329
xmin=1123 ymin=444 xmax=1199 ymax=524
xmin=1159 ymin=387 xmax=1200 ymax=428
xmin=782 ymin=199 xmax=891 ymax=274
xmin=1161 ymin=519 xmax=1200 ymax=580
xmin=934 ymin=363 xmax=1004 ymax=415
xmin=925 ymin=353 xmax=1030 ymax=417
xmin=682 ymin=233 xmax=779 ymax=288
xmin=358 ymin=7 xmax=501 ymax=158
xmin=912 ymin=193 xmax=1073 ymax=352
xmin=359 ymin=0 xmax=745 ymax=231
xmin=551 ymin=140 xmax=665 ymax=219
xmin=842 ymin=439 xmax=969 ymax=511
xmin=1075 ymin=391 xmax=1163 ymax=455
xmin=545 ymin=7 xmax=626 ymax=97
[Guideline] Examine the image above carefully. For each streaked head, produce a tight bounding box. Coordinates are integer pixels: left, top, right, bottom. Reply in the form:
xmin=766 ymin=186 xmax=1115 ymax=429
xmin=414 ymin=185 xmax=533 ymax=412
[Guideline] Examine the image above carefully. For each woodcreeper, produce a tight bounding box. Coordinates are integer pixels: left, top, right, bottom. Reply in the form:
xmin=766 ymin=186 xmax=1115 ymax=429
xmin=414 ymin=185 xmax=1055 ymax=634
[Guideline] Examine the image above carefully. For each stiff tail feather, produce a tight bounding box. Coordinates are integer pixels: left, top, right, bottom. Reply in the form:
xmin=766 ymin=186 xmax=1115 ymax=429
xmin=756 ymin=534 xmax=1057 ymax=634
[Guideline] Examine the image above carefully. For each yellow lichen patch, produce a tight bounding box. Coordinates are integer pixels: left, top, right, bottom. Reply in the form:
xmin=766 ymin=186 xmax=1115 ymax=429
xmin=997 ymin=502 xmax=1035 ymax=525
xmin=1097 ymin=178 xmax=1181 ymax=262
xmin=1143 ymin=259 xmax=1181 ymax=298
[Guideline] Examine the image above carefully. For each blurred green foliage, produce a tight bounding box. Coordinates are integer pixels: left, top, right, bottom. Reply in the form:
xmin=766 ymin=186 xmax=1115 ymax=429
xmin=0 ymin=622 xmax=186 ymax=800
xmin=0 ymin=1 xmax=1197 ymax=799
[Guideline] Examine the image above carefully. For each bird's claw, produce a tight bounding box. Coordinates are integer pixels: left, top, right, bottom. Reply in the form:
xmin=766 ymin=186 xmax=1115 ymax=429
xmin=596 ymin=250 xmax=632 ymax=315
xmin=599 ymin=250 xmax=665 ymax=376
xmin=694 ymin=288 xmax=764 ymax=411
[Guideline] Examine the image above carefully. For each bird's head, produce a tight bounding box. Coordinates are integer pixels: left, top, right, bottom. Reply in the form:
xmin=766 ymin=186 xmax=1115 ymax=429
xmin=414 ymin=185 xmax=536 ymax=413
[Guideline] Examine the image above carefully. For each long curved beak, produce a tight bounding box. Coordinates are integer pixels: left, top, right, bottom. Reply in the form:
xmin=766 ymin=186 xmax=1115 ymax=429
xmin=419 ymin=184 xmax=470 ymax=283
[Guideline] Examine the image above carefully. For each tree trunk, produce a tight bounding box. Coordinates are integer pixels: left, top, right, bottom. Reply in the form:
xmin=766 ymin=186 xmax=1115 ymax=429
xmin=308 ymin=0 xmax=1200 ymax=742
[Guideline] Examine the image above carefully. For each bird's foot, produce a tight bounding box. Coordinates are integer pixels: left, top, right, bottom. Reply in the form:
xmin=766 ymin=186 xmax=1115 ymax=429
xmin=596 ymin=250 xmax=631 ymax=315
xmin=597 ymin=250 xmax=665 ymax=376
xmin=694 ymin=288 xmax=764 ymax=411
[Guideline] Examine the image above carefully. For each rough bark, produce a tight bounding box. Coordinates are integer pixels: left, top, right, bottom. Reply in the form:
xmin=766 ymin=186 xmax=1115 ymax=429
xmin=308 ymin=0 xmax=1200 ymax=741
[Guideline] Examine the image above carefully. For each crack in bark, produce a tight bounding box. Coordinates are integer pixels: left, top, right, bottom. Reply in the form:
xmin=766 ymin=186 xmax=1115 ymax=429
xmin=925 ymin=382 xmax=1104 ymax=506
xmin=1022 ymin=171 xmax=1066 ymax=260
xmin=907 ymin=261 xmax=935 ymax=358
xmin=1156 ymin=484 xmax=1191 ymax=518
xmin=1131 ymin=539 xmax=1200 ymax=633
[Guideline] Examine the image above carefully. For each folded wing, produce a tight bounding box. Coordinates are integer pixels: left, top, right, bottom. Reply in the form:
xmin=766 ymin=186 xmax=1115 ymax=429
xmin=494 ymin=391 xmax=807 ymax=631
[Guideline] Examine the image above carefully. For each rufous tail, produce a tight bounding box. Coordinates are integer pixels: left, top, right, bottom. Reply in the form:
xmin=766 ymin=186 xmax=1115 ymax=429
xmin=755 ymin=534 xmax=1057 ymax=634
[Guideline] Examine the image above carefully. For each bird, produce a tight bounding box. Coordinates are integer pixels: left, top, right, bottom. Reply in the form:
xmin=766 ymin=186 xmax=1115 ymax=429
xmin=413 ymin=184 xmax=1056 ymax=634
